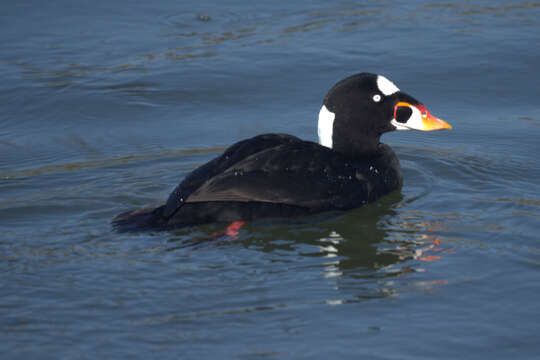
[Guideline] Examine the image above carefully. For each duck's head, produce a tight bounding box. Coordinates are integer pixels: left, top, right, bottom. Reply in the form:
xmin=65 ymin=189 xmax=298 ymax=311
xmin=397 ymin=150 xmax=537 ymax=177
xmin=318 ymin=72 xmax=451 ymax=156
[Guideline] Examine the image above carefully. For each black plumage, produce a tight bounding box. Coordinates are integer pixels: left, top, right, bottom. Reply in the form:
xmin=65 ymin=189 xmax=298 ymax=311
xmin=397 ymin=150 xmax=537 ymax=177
xmin=113 ymin=73 xmax=450 ymax=231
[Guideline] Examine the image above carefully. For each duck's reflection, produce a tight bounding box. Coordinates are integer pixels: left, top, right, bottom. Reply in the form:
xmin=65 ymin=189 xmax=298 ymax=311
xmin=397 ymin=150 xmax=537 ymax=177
xmin=167 ymin=190 xmax=454 ymax=299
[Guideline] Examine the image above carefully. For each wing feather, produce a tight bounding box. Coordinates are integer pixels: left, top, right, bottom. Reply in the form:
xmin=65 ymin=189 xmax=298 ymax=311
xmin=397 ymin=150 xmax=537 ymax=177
xmin=163 ymin=134 xmax=303 ymax=218
xmin=185 ymin=142 xmax=370 ymax=211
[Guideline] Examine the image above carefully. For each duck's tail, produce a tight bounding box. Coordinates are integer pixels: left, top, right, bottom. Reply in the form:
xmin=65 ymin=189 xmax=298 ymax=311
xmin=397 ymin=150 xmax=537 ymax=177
xmin=112 ymin=202 xmax=167 ymax=232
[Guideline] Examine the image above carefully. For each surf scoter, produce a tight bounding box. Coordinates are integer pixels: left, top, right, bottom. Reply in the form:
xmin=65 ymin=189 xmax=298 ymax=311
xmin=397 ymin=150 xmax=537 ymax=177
xmin=113 ymin=73 xmax=451 ymax=231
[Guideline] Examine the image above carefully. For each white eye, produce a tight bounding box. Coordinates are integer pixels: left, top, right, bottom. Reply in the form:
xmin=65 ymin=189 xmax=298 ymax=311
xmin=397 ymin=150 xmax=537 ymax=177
xmin=372 ymin=94 xmax=381 ymax=102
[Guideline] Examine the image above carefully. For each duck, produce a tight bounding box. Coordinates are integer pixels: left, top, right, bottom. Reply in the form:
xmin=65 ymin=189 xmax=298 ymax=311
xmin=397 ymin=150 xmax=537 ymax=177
xmin=113 ymin=72 xmax=451 ymax=231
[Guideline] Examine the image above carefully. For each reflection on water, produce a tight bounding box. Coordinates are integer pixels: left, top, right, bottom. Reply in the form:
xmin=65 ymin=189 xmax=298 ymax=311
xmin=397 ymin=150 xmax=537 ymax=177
xmin=0 ymin=146 xmax=226 ymax=179
xmin=165 ymin=190 xmax=455 ymax=302
xmin=9 ymin=1 xmax=539 ymax=89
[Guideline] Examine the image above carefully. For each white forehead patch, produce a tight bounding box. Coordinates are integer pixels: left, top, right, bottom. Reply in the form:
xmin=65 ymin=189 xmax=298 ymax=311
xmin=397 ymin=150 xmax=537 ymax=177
xmin=377 ymin=75 xmax=400 ymax=96
xmin=318 ymin=105 xmax=335 ymax=148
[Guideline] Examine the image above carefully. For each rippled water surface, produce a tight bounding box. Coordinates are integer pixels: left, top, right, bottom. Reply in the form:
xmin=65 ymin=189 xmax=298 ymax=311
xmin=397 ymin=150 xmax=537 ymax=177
xmin=2 ymin=0 xmax=540 ymax=359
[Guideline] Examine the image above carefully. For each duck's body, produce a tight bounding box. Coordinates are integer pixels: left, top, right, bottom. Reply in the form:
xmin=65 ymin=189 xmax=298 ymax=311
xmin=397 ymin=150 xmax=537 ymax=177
xmin=113 ymin=73 xmax=450 ymax=231
xmin=114 ymin=133 xmax=401 ymax=230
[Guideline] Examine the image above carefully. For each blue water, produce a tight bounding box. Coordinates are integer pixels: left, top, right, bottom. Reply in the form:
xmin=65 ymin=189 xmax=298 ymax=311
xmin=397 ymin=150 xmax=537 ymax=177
xmin=1 ymin=1 xmax=540 ymax=359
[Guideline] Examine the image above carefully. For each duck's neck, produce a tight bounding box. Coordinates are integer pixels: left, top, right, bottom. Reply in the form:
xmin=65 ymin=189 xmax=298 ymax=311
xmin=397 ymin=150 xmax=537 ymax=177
xmin=332 ymin=133 xmax=382 ymax=158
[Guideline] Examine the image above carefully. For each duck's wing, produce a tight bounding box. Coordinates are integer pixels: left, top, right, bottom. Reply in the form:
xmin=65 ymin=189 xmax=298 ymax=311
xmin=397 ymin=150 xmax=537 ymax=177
xmin=182 ymin=141 xmax=371 ymax=211
xmin=163 ymin=134 xmax=303 ymax=218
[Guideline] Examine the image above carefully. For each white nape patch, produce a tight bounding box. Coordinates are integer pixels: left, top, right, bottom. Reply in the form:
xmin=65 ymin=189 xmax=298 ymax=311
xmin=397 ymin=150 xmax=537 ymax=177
xmin=318 ymin=105 xmax=335 ymax=148
xmin=376 ymin=75 xmax=400 ymax=96
xmin=391 ymin=104 xmax=423 ymax=130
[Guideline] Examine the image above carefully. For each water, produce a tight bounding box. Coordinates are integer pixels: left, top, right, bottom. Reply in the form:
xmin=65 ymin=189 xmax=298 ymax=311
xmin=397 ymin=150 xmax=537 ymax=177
xmin=2 ymin=0 xmax=539 ymax=358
